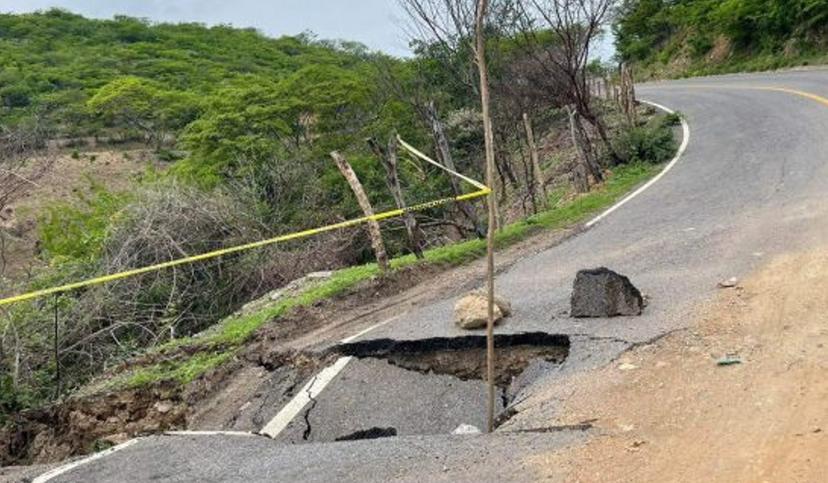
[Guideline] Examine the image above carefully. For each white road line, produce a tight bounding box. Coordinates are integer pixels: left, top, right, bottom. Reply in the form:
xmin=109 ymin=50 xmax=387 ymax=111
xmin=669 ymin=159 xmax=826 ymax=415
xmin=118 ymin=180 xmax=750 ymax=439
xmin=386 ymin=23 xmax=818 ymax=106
xmin=163 ymin=430 xmax=258 ymax=437
xmin=33 ymin=439 xmax=141 ymax=483
xmin=259 ymin=356 xmax=354 ymax=439
xmin=586 ymin=100 xmax=691 ymax=228
xmin=341 ymin=315 xmax=400 ymax=343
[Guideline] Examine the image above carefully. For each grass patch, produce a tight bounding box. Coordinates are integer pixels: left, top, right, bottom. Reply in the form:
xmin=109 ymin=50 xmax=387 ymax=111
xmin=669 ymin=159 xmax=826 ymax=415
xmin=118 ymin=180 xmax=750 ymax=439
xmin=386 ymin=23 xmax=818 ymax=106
xmin=106 ymin=162 xmax=663 ymax=390
xmin=115 ymin=351 xmax=235 ymax=390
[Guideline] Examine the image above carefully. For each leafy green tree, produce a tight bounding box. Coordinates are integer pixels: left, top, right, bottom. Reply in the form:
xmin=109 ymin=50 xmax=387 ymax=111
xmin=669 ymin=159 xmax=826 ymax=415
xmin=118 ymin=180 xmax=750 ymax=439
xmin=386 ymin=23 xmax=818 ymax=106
xmin=87 ymin=77 xmax=200 ymax=149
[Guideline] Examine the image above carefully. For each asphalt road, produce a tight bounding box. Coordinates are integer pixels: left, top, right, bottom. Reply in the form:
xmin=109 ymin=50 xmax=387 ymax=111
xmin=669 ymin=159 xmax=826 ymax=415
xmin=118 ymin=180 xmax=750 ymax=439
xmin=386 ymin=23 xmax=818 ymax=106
xmin=38 ymin=69 xmax=828 ymax=482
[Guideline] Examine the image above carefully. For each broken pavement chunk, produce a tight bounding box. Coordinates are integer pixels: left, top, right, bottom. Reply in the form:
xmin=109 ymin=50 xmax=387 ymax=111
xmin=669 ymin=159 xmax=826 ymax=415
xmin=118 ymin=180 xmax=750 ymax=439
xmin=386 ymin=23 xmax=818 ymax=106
xmin=570 ymin=267 xmax=643 ymax=318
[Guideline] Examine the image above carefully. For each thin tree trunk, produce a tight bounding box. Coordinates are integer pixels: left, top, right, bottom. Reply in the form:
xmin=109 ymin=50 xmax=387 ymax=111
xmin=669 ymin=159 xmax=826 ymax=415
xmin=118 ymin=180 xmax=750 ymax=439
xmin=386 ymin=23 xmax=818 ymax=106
xmin=425 ymin=101 xmax=486 ymax=239
xmin=522 ymin=113 xmax=547 ymax=208
xmin=620 ymin=63 xmax=638 ymax=126
xmin=367 ymin=135 xmax=424 ymax=259
xmin=475 ymin=0 xmax=496 ymax=435
xmin=330 ymin=151 xmax=389 ymax=273
xmin=517 ymin=139 xmax=536 ymax=215
xmin=567 ymin=106 xmax=604 ymax=190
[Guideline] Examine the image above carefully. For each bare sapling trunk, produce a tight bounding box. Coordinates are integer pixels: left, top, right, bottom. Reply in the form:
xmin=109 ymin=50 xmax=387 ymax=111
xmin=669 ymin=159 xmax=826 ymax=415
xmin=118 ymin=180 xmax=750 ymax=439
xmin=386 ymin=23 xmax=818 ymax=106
xmin=522 ymin=112 xmax=547 ymax=208
xmin=330 ymin=151 xmax=389 ymax=273
xmin=475 ymin=0 xmax=497 ymax=434
xmin=425 ymin=101 xmax=486 ymax=238
xmin=368 ymin=135 xmax=425 ymax=259
xmin=567 ymin=106 xmax=604 ymax=191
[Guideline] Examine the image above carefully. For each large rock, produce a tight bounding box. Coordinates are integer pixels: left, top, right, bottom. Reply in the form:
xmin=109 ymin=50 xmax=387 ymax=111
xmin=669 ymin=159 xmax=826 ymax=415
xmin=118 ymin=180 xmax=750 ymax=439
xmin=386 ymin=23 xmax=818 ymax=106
xmin=570 ymin=267 xmax=643 ymax=318
xmin=454 ymin=291 xmax=511 ymax=330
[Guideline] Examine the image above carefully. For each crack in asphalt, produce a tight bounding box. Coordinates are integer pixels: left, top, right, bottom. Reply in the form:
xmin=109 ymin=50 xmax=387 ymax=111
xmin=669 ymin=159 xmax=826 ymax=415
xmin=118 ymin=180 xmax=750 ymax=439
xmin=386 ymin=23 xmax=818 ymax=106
xmin=508 ymin=420 xmax=596 ymax=434
xmin=570 ymin=333 xmax=634 ymax=346
xmin=301 ymin=376 xmax=320 ymax=441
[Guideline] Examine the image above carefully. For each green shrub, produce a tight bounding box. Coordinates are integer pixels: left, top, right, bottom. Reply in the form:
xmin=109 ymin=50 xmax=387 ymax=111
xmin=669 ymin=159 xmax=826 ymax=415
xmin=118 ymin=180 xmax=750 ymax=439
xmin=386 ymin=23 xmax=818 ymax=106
xmin=614 ymin=115 xmax=678 ymax=165
xmin=39 ymin=183 xmax=130 ymax=263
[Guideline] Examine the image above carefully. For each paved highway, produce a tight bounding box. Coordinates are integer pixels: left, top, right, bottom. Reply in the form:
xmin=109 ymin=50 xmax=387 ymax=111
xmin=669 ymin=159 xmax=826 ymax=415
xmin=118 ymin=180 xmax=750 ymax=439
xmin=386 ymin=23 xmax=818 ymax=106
xmin=38 ymin=69 xmax=828 ymax=482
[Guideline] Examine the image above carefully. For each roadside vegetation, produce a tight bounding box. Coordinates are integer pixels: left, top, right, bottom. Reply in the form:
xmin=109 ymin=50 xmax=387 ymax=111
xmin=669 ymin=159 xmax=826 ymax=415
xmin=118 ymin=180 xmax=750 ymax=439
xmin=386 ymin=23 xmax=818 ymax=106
xmin=1 ymin=3 xmax=678 ymax=422
xmin=615 ymin=0 xmax=828 ymax=78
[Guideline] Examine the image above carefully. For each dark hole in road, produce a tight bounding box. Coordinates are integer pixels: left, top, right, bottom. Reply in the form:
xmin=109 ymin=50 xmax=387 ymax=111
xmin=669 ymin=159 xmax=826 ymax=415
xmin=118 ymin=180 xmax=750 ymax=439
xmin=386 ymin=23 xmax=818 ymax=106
xmin=335 ymin=427 xmax=398 ymax=441
xmin=329 ymin=332 xmax=569 ymax=388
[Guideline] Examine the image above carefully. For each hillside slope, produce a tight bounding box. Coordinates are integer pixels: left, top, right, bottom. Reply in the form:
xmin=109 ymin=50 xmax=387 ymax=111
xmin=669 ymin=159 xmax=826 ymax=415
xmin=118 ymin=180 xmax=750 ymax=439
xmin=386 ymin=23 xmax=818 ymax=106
xmin=614 ymin=0 xmax=828 ymax=78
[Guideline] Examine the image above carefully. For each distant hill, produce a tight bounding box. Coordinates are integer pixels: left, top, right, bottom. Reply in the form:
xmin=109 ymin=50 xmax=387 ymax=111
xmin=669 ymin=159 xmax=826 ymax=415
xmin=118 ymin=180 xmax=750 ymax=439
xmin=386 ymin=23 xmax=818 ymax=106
xmin=0 ymin=9 xmax=369 ymax=135
xmin=613 ymin=0 xmax=828 ymax=78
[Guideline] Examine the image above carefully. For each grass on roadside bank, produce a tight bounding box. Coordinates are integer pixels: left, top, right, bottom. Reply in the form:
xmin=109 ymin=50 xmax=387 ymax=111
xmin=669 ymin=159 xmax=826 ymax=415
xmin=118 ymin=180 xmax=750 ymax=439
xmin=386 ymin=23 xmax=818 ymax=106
xmin=103 ymin=160 xmax=663 ymax=392
xmin=638 ymin=52 xmax=828 ymax=81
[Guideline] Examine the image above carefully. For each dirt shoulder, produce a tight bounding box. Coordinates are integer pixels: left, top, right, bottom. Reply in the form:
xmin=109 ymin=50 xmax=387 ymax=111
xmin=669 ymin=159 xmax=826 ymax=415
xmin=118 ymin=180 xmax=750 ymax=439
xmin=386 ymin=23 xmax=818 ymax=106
xmin=525 ymin=247 xmax=828 ymax=482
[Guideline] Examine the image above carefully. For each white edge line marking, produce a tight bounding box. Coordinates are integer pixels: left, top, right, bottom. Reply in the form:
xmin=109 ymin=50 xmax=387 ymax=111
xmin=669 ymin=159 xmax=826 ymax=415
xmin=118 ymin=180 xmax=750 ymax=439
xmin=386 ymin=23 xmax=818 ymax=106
xmin=341 ymin=315 xmax=400 ymax=343
xmin=163 ymin=430 xmax=257 ymax=437
xmin=585 ymin=99 xmax=691 ymax=228
xmin=259 ymin=356 xmax=354 ymax=439
xmin=33 ymin=438 xmax=141 ymax=483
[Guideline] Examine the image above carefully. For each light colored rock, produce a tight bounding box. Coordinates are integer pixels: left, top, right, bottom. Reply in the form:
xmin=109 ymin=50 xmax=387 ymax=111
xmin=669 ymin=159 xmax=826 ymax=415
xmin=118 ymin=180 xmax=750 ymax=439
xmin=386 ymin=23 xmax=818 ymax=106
xmin=454 ymin=294 xmax=504 ymax=330
xmin=618 ymin=363 xmax=638 ymax=371
xmin=452 ymin=424 xmax=482 ymax=435
xmin=470 ymin=289 xmax=513 ymax=316
xmin=717 ymin=277 xmax=739 ymax=288
xmin=153 ymin=401 xmax=174 ymax=414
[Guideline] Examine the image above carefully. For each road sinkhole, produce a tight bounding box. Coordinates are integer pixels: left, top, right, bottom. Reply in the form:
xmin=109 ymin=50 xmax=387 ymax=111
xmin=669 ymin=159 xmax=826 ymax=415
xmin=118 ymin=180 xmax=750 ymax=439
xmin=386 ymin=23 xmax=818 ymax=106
xmin=261 ymin=333 xmax=570 ymax=443
xmin=328 ymin=332 xmax=570 ymax=388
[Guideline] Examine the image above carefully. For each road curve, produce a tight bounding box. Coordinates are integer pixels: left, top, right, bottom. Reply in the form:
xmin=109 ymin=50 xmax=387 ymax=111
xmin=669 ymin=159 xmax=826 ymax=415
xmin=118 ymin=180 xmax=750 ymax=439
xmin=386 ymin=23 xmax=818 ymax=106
xmin=39 ymin=68 xmax=828 ymax=482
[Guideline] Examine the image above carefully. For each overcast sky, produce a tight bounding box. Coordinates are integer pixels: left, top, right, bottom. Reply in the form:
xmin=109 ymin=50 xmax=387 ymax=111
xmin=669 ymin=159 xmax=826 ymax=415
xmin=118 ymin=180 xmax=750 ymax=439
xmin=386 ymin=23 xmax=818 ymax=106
xmin=2 ymin=0 xmax=614 ymax=59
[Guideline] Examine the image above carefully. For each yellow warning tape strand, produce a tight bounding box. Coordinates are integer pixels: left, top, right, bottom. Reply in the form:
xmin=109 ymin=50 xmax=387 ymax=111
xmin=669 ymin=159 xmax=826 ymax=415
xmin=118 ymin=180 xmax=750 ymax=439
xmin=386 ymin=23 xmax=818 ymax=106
xmin=0 ymin=139 xmax=491 ymax=307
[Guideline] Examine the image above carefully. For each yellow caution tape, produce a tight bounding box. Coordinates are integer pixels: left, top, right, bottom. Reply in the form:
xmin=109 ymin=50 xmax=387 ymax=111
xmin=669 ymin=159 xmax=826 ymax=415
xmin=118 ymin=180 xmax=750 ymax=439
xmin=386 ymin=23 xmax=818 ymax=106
xmin=0 ymin=139 xmax=490 ymax=307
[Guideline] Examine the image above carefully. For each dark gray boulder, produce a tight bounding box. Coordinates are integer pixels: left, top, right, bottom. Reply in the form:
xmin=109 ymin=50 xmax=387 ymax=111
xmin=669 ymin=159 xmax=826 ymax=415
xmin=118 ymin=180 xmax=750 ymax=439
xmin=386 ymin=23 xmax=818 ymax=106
xmin=570 ymin=268 xmax=643 ymax=317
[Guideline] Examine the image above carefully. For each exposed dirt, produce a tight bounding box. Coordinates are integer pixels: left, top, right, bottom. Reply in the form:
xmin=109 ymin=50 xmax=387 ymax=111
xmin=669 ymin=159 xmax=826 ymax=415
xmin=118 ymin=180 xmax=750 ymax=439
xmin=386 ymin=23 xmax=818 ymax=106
xmin=0 ymin=383 xmax=187 ymax=467
xmin=526 ymin=247 xmax=828 ymax=482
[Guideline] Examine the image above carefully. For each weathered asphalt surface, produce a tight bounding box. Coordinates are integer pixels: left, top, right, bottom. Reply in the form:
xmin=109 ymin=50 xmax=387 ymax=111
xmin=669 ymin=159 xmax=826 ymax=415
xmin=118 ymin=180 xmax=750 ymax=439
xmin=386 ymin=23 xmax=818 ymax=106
xmin=42 ymin=69 xmax=828 ymax=482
